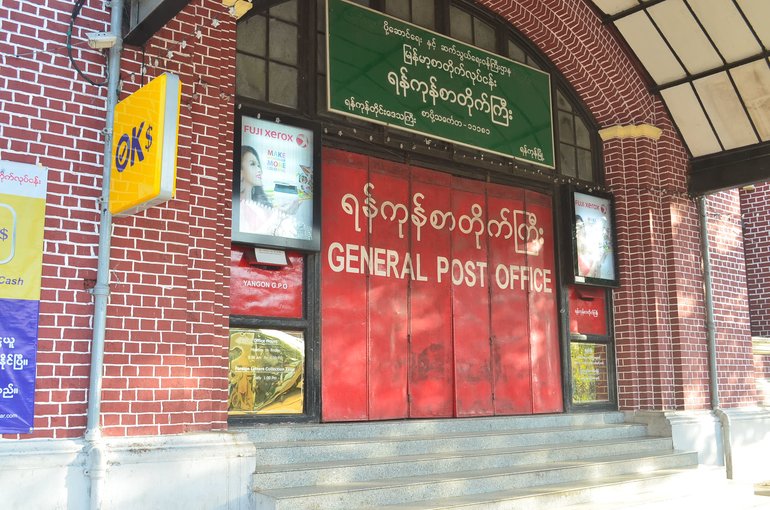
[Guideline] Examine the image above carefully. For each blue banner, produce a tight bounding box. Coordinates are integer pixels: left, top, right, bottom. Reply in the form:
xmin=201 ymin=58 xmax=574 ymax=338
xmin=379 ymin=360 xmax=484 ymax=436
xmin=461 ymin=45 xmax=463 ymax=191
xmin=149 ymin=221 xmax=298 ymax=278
xmin=0 ymin=160 xmax=47 ymax=434
xmin=0 ymin=298 xmax=38 ymax=433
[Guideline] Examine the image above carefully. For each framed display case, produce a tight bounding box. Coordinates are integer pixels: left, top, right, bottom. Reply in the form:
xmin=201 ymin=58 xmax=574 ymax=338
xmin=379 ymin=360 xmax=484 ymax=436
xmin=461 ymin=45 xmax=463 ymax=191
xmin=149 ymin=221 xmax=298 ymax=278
xmin=568 ymin=188 xmax=619 ymax=287
xmin=232 ymin=108 xmax=321 ymax=252
xmin=228 ymin=328 xmax=305 ymax=416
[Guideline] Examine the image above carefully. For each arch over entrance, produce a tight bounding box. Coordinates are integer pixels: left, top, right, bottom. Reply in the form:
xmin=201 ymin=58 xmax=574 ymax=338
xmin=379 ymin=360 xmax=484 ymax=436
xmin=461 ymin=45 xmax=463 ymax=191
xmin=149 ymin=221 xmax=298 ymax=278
xmin=479 ymin=0 xmax=712 ymax=412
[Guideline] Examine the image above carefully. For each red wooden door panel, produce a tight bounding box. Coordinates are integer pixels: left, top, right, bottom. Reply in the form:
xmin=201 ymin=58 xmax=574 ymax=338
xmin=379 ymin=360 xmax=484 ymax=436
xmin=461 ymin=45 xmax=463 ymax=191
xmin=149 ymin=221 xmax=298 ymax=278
xmin=526 ymin=190 xmax=563 ymax=414
xmin=487 ymin=184 xmax=532 ymax=415
xmin=320 ymin=148 xmax=564 ymax=421
xmin=321 ymin=149 xmax=370 ymax=421
xmin=367 ymin=158 xmax=410 ymax=420
xmin=408 ymin=167 xmax=454 ymax=418
xmin=451 ymin=177 xmax=493 ymax=417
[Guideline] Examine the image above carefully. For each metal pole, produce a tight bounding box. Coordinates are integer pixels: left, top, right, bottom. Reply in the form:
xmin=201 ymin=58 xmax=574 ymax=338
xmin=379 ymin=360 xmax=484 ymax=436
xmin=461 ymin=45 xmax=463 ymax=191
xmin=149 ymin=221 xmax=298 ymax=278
xmin=698 ymin=195 xmax=732 ymax=478
xmin=85 ymin=1 xmax=123 ymax=508
xmin=698 ymin=196 xmax=719 ymax=409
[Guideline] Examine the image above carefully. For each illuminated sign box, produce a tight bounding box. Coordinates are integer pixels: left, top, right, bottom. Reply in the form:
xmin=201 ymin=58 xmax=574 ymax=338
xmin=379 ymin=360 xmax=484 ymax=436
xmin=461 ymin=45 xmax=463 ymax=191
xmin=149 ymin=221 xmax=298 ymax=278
xmin=109 ymin=73 xmax=180 ymax=217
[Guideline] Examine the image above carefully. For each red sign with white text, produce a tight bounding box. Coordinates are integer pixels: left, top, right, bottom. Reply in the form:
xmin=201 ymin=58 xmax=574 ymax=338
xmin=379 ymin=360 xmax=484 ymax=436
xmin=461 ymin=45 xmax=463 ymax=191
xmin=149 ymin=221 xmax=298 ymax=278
xmin=230 ymin=246 xmax=303 ymax=318
xmin=569 ymin=285 xmax=607 ymax=336
xmin=320 ymin=148 xmax=562 ymax=421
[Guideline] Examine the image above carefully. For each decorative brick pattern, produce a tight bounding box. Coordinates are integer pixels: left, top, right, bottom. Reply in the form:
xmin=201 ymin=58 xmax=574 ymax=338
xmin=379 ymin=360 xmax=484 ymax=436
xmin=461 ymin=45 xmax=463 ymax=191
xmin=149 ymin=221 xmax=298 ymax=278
xmin=481 ymin=0 xmax=757 ymax=411
xmin=705 ymin=191 xmax=756 ymax=406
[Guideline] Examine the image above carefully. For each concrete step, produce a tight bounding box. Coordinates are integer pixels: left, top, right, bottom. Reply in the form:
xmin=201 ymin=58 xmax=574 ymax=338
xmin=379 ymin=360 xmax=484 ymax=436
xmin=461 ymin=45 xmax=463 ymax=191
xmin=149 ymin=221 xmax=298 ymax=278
xmin=377 ymin=466 xmax=745 ymax=509
xmin=241 ymin=411 xmax=626 ymax=443
xmin=253 ymin=450 xmax=698 ymax=510
xmin=253 ymin=436 xmax=674 ymax=490
xmin=250 ymin=422 xmax=651 ymax=465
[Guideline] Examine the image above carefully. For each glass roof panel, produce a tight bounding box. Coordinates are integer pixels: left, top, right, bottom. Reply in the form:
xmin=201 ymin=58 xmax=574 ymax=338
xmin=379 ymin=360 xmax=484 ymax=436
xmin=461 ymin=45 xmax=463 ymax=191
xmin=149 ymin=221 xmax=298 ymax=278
xmin=694 ymin=72 xmax=759 ymax=150
xmin=615 ymin=12 xmax=686 ymax=84
xmin=590 ymin=0 xmax=639 ymax=16
xmin=593 ymin=0 xmax=770 ymax=159
xmin=731 ymin=60 xmax=770 ymax=141
xmin=689 ymin=0 xmax=761 ymax=63
xmin=736 ymin=0 xmax=770 ymax=50
xmin=648 ymin=0 xmax=723 ymax=75
xmin=661 ymin=84 xmax=722 ymax=157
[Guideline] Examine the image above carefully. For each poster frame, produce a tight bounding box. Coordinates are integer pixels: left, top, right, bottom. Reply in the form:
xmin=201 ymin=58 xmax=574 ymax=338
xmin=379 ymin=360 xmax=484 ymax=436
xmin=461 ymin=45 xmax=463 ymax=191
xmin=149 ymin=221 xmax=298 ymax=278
xmin=227 ymin=326 xmax=307 ymax=417
xmin=232 ymin=106 xmax=322 ymax=252
xmin=567 ymin=186 xmax=620 ymax=288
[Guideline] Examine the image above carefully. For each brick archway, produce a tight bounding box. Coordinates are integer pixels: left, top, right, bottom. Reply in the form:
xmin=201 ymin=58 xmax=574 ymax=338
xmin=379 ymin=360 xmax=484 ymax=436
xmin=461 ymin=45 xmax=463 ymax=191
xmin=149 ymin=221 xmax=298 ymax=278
xmin=478 ymin=0 xmax=719 ymax=411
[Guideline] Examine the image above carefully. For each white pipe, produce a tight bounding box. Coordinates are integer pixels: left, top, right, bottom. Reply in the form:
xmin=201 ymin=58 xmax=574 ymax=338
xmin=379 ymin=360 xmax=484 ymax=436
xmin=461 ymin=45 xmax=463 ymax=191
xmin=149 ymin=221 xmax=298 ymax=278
xmin=85 ymin=1 xmax=123 ymax=508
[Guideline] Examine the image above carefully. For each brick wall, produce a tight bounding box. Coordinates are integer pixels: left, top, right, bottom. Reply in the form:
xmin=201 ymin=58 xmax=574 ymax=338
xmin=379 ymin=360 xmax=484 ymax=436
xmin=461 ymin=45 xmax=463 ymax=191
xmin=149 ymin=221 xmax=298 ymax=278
xmin=1 ymin=0 xmax=110 ymax=438
xmin=1 ymin=0 xmax=761 ymax=439
xmin=481 ymin=0 xmax=756 ymax=410
xmin=101 ymin=2 xmax=235 ymax=436
xmin=706 ymin=190 xmax=756 ymax=406
xmin=0 ymin=0 xmax=235 ymax=438
xmin=741 ymin=182 xmax=770 ymax=337
xmin=482 ymin=0 xmax=709 ymax=411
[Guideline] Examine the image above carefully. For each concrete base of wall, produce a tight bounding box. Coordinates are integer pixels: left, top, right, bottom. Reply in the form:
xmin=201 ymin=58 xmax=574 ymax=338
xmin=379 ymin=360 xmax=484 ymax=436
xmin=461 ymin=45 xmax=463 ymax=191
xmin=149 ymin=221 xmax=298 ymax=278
xmin=0 ymin=432 xmax=258 ymax=510
xmin=624 ymin=407 xmax=770 ymax=483
xmin=4 ymin=409 xmax=769 ymax=508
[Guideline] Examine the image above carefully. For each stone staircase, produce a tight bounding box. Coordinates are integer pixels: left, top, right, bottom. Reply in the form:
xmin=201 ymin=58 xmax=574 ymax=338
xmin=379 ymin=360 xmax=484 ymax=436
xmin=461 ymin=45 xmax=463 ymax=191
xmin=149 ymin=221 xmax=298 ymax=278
xmin=244 ymin=412 xmax=761 ymax=509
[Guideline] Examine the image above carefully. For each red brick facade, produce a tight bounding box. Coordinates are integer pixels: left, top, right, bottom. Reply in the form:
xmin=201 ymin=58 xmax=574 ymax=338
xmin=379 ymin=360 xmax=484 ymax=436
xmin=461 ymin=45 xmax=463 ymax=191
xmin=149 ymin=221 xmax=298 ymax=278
xmin=706 ymin=190 xmax=756 ymax=406
xmin=1 ymin=0 xmax=235 ymax=438
xmin=742 ymin=182 xmax=770 ymax=338
xmin=0 ymin=0 xmax=762 ymax=439
xmin=101 ymin=4 xmax=236 ymax=436
xmin=480 ymin=0 xmax=758 ymax=411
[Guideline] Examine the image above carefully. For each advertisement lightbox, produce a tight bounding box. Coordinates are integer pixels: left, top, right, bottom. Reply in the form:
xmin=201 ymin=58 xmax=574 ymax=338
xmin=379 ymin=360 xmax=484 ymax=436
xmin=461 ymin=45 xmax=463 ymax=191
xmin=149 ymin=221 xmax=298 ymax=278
xmin=232 ymin=110 xmax=320 ymax=252
xmin=569 ymin=189 xmax=619 ymax=287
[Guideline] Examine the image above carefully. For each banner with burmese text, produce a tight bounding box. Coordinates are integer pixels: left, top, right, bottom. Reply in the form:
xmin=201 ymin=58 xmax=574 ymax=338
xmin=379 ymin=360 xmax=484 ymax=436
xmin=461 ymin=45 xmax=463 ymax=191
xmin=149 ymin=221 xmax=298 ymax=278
xmin=0 ymin=161 xmax=47 ymax=433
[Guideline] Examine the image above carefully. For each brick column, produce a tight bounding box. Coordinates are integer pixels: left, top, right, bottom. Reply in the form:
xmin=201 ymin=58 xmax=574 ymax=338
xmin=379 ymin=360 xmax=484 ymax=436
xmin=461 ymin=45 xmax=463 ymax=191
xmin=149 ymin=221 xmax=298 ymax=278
xmin=603 ymin=126 xmax=712 ymax=411
xmin=99 ymin=0 xmax=236 ymax=436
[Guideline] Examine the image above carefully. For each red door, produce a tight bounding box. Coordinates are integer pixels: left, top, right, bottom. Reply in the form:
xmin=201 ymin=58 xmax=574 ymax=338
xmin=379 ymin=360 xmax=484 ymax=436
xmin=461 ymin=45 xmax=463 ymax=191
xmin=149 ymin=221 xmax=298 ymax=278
xmin=367 ymin=158 xmax=409 ymax=420
xmin=320 ymin=149 xmax=369 ymax=421
xmin=526 ymin=190 xmax=563 ymax=413
xmin=488 ymin=184 xmax=533 ymax=415
xmin=451 ymin=177 xmax=493 ymax=417
xmin=408 ymin=167 xmax=454 ymax=418
xmin=320 ymin=149 xmax=563 ymax=421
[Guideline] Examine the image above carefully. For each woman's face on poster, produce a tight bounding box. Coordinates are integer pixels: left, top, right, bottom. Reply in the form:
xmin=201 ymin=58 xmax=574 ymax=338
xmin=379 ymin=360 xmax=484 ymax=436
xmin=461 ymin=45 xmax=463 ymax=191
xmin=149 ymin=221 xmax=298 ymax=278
xmin=575 ymin=218 xmax=586 ymax=248
xmin=242 ymin=150 xmax=262 ymax=186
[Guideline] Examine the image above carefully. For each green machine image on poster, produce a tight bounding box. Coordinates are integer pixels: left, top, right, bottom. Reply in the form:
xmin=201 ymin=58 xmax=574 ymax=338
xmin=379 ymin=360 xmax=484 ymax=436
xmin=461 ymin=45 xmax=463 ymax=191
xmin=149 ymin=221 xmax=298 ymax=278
xmin=326 ymin=0 xmax=554 ymax=168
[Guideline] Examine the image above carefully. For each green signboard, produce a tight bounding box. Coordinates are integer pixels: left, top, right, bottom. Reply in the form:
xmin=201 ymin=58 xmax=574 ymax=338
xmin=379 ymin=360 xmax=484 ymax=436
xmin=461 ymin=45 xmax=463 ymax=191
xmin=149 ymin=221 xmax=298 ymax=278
xmin=326 ymin=0 xmax=554 ymax=168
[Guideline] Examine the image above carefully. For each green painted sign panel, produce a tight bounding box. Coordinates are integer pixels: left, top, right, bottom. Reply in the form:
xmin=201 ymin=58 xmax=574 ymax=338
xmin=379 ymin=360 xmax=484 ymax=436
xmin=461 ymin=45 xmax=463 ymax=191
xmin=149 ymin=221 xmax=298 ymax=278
xmin=326 ymin=0 xmax=554 ymax=168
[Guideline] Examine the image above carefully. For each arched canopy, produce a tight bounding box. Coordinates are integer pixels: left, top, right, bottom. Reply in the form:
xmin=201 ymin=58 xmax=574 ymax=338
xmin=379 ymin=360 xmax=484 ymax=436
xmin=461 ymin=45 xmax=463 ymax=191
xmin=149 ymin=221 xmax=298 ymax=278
xmin=481 ymin=0 xmax=770 ymax=194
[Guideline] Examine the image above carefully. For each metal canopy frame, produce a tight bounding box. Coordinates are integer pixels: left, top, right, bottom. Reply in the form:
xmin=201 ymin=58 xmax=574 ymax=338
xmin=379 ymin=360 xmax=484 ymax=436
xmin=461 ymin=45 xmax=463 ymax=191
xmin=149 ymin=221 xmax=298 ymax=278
xmin=690 ymin=142 xmax=770 ymax=195
xmin=591 ymin=0 xmax=770 ymax=194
